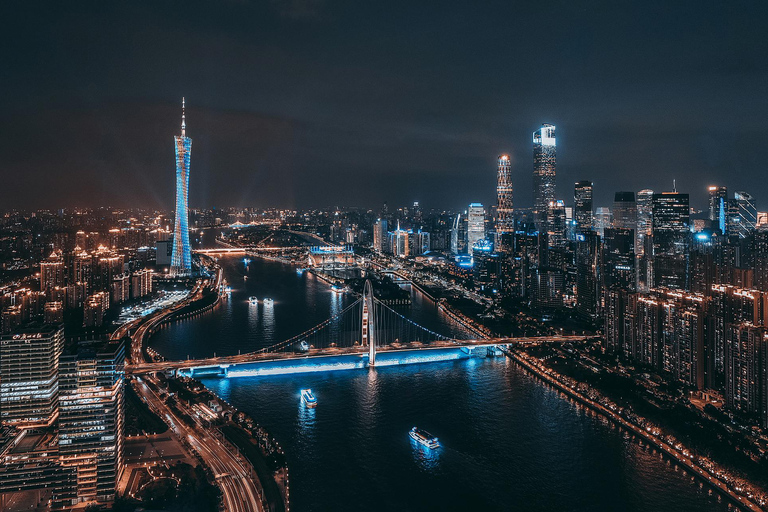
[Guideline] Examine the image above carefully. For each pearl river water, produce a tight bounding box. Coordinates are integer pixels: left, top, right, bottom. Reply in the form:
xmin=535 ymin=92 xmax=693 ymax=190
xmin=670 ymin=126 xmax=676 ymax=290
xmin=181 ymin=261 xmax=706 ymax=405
xmin=148 ymin=255 xmax=732 ymax=511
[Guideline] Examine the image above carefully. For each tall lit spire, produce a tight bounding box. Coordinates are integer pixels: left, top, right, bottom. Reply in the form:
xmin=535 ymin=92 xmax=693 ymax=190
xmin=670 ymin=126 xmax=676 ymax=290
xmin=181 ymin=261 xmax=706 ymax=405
xmin=181 ymin=97 xmax=186 ymax=137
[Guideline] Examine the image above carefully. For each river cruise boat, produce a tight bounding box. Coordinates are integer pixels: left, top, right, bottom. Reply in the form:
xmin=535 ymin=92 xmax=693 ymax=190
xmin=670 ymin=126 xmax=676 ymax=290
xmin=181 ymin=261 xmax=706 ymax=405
xmin=263 ymin=297 xmax=274 ymax=306
xmin=409 ymin=427 xmax=440 ymax=449
xmin=301 ymin=389 xmax=317 ymax=408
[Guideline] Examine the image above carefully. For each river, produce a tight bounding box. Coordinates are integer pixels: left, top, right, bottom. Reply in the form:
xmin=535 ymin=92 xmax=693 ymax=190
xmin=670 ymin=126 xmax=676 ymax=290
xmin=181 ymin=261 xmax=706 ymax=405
xmin=148 ymin=254 xmax=730 ymax=511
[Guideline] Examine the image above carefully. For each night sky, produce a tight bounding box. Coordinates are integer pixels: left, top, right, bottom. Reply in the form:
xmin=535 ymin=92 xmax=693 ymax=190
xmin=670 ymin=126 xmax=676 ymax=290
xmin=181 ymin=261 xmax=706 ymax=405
xmin=2 ymin=1 xmax=767 ymax=212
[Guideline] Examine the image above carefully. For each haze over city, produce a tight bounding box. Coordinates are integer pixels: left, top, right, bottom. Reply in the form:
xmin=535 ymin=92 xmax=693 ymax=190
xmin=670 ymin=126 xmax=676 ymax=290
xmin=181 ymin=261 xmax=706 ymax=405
xmin=2 ymin=1 xmax=768 ymax=210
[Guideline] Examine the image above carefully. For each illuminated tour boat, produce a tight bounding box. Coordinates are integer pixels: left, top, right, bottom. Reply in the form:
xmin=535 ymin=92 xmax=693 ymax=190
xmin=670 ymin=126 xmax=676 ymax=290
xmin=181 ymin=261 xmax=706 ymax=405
xmin=301 ymin=389 xmax=317 ymax=408
xmin=409 ymin=427 xmax=440 ymax=449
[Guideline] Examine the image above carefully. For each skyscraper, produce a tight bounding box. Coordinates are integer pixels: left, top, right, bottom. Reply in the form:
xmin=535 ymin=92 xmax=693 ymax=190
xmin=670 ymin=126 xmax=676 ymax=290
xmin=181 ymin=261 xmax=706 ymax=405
xmin=651 ymin=191 xmax=690 ymax=289
xmin=59 ymin=337 xmax=126 ymax=503
xmin=496 ymin=155 xmax=513 ymax=249
xmin=467 ymin=203 xmax=485 ymax=249
xmin=533 ymin=124 xmax=556 ymax=229
xmin=733 ymin=191 xmax=757 ymax=238
xmin=171 ymin=98 xmax=192 ymax=276
xmin=708 ymin=185 xmax=727 ymax=229
xmin=612 ymin=191 xmax=637 ymax=230
xmin=574 ymin=180 xmax=593 ymax=231
xmin=636 ymin=189 xmax=654 ymax=291
xmin=0 ymin=324 xmax=64 ymax=428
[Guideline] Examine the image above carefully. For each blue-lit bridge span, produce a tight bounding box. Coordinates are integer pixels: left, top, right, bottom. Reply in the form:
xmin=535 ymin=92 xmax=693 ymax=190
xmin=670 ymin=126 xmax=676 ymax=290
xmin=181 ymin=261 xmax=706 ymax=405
xmin=127 ymin=280 xmax=588 ymax=376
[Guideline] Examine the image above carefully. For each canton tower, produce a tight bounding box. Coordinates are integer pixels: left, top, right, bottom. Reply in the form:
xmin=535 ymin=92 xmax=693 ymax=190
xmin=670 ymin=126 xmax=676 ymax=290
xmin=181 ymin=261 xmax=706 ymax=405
xmin=171 ymin=98 xmax=192 ymax=276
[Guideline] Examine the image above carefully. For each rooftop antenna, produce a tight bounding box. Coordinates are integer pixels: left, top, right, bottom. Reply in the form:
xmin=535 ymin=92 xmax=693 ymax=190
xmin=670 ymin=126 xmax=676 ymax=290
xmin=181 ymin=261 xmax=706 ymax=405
xmin=181 ymin=97 xmax=186 ymax=137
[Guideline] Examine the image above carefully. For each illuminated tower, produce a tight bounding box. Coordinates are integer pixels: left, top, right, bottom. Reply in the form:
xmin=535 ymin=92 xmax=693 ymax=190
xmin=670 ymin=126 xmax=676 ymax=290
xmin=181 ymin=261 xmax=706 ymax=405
xmin=171 ymin=98 xmax=192 ymax=276
xmin=496 ymin=154 xmax=513 ymax=250
xmin=533 ymin=124 xmax=556 ymax=229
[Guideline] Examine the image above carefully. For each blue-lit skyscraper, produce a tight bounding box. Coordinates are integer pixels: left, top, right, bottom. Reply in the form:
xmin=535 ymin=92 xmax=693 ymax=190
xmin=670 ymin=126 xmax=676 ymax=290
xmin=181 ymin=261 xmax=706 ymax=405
xmin=171 ymin=98 xmax=192 ymax=275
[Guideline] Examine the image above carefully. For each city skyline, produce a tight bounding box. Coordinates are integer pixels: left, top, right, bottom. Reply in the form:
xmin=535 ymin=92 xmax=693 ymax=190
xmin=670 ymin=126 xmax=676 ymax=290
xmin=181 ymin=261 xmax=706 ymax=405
xmin=4 ymin=2 xmax=768 ymax=511
xmin=2 ymin=2 xmax=768 ymax=211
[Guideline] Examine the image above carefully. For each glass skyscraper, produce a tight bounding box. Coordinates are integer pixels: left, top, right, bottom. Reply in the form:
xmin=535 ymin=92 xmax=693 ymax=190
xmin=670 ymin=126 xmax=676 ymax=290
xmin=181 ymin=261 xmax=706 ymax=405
xmin=467 ymin=203 xmax=485 ymax=250
xmin=573 ymin=180 xmax=593 ymax=231
xmin=496 ymin=154 xmax=513 ymax=249
xmin=533 ymin=124 xmax=556 ymax=229
xmin=171 ymin=97 xmax=192 ymax=276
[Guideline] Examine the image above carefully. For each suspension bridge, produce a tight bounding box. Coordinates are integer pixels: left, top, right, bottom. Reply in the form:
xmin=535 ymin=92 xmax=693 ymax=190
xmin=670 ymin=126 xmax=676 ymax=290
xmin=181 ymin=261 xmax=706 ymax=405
xmin=127 ymin=280 xmax=588 ymax=377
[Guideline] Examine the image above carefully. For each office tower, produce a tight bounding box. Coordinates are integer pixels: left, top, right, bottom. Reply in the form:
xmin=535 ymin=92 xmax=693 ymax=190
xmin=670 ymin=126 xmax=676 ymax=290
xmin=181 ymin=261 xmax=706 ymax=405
xmin=603 ymin=227 xmax=635 ymax=290
xmin=496 ymin=155 xmax=514 ymax=249
xmin=651 ymin=192 xmax=690 ymax=289
xmin=574 ymin=180 xmax=593 ymax=231
xmin=636 ymin=189 xmax=654 ymax=255
xmin=594 ymin=207 xmax=612 ymax=237
xmin=473 ymin=241 xmax=501 ymax=291
xmin=709 ymin=185 xmax=728 ymax=229
xmin=732 ymin=191 xmax=757 ymax=238
xmin=532 ymin=124 xmax=556 ymax=228
xmin=612 ymin=191 xmax=637 ymax=230
xmin=467 ymin=203 xmax=485 ymax=249
xmin=575 ymin=231 xmax=601 ymax=319
xmin=546 ymin=200 xmax=567 ymax=249
xmin=0 ymin=325 xmax=64 ymax=428
xmin=59 ymin=337 xmax=125 ymax=503
xmin=40 ymin=254 xmax=65 ymax=294
xmin=411 ymin=231 xmax=431 ymax=256
xmin=450 ymin=214 xmax=461 ymax=255
xmin=171 ymin=97 xmax=192 ymax=276
xmin=373 ymin=219 xmax=388 ymax=252
xmin=636 ymin=189 xmax=655 ymax=291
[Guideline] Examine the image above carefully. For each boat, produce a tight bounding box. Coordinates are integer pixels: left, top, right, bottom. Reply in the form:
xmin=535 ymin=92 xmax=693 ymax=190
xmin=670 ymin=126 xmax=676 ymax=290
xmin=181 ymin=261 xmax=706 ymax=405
xmin=248 ymin=296 xmax=259 ymax=305
xmin=263 ymin=298 xmax=274 ymax=306
xmin=330 ymin=284 xmax=343 ymax=294
xmin=409 ymin=427 xmax=440 ymax=449
xmin=301 ymin=389 xmax=317 ymax=408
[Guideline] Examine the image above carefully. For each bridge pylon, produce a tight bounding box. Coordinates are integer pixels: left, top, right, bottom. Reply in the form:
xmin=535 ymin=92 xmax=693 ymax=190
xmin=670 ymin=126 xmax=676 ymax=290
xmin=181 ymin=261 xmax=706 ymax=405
xmin=362 ymin=279 xmax=376 ymax=366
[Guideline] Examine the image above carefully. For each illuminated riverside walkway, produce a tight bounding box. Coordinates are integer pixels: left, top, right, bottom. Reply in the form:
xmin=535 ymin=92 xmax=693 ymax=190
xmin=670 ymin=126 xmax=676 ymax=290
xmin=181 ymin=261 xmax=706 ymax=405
xmin=126 ymin=278 xmax=587 ymax=376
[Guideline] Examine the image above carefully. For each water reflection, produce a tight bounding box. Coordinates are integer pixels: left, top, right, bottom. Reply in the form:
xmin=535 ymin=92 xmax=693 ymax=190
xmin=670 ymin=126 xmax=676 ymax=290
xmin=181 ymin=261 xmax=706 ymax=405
xmin=263 ymin=299 xmax=275 ymax=343
xmin=410 ymin=438 xmax=440 ymax=472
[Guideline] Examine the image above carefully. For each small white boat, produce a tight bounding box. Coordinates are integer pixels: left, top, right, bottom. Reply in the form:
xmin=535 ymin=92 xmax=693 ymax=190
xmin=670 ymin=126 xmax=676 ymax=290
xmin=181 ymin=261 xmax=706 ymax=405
xmin=248 ymin=296 xmax=259 ymax=305
xmin=409 ymin=427 xmax=440 ymax=449
xmin=263 ymin=298 xmax=274 ymax=306
xmin=301 ymin=389 xmax=317 ymax=408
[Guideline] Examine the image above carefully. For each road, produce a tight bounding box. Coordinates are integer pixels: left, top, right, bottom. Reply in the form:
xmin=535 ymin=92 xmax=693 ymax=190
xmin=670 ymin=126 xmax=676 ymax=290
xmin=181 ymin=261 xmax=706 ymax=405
xmin=134 ymin=377 xmax=263 ymax=512
xmin=117 ymin=262 xmax=264 ymax=512
xmin=505 ymin=347 xmax=764 ymax=512
xmin=126 ymin=336 xmax=590 ymax=374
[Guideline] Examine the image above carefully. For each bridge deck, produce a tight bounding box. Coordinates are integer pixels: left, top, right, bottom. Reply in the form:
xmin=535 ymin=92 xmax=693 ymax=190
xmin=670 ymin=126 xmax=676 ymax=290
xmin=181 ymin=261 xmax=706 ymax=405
xmin=127 ymin=336 xmax=588 ymax=374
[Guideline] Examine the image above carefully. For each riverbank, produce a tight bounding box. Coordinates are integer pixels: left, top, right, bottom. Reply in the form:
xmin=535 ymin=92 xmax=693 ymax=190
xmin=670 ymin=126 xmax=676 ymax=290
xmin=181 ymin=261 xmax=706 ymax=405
xmin=502 ymin=345 xmax=766 ymax=511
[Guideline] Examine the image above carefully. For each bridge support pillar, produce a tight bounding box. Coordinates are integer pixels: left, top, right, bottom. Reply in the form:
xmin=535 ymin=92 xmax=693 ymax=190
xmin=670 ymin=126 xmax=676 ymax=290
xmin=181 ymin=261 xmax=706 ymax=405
xmin=362 ymin=280 xmax=376 ymax=367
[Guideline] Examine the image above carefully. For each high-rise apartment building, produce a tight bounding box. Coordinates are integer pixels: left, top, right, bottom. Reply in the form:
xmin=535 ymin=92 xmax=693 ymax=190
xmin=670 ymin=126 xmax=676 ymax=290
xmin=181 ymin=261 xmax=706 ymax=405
xmin=171 ymin=98 xmax=192 ymax=276
xmin=574 ymin=180 xmax=593 ymax=231
xmin=58 ymin=337 xmax=125 ymax=503
xmin=40 ymin=254 xmax=65 ymax=294
xmin=532 ymin=124 xmax=556 ymax=229
xmin=0 ymin=324 xmax=64 ymax=428
xmin=467 ymin=203 xmax=485 ymax=249
xmin=496 ymin=155 xmax=514 ymax=250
